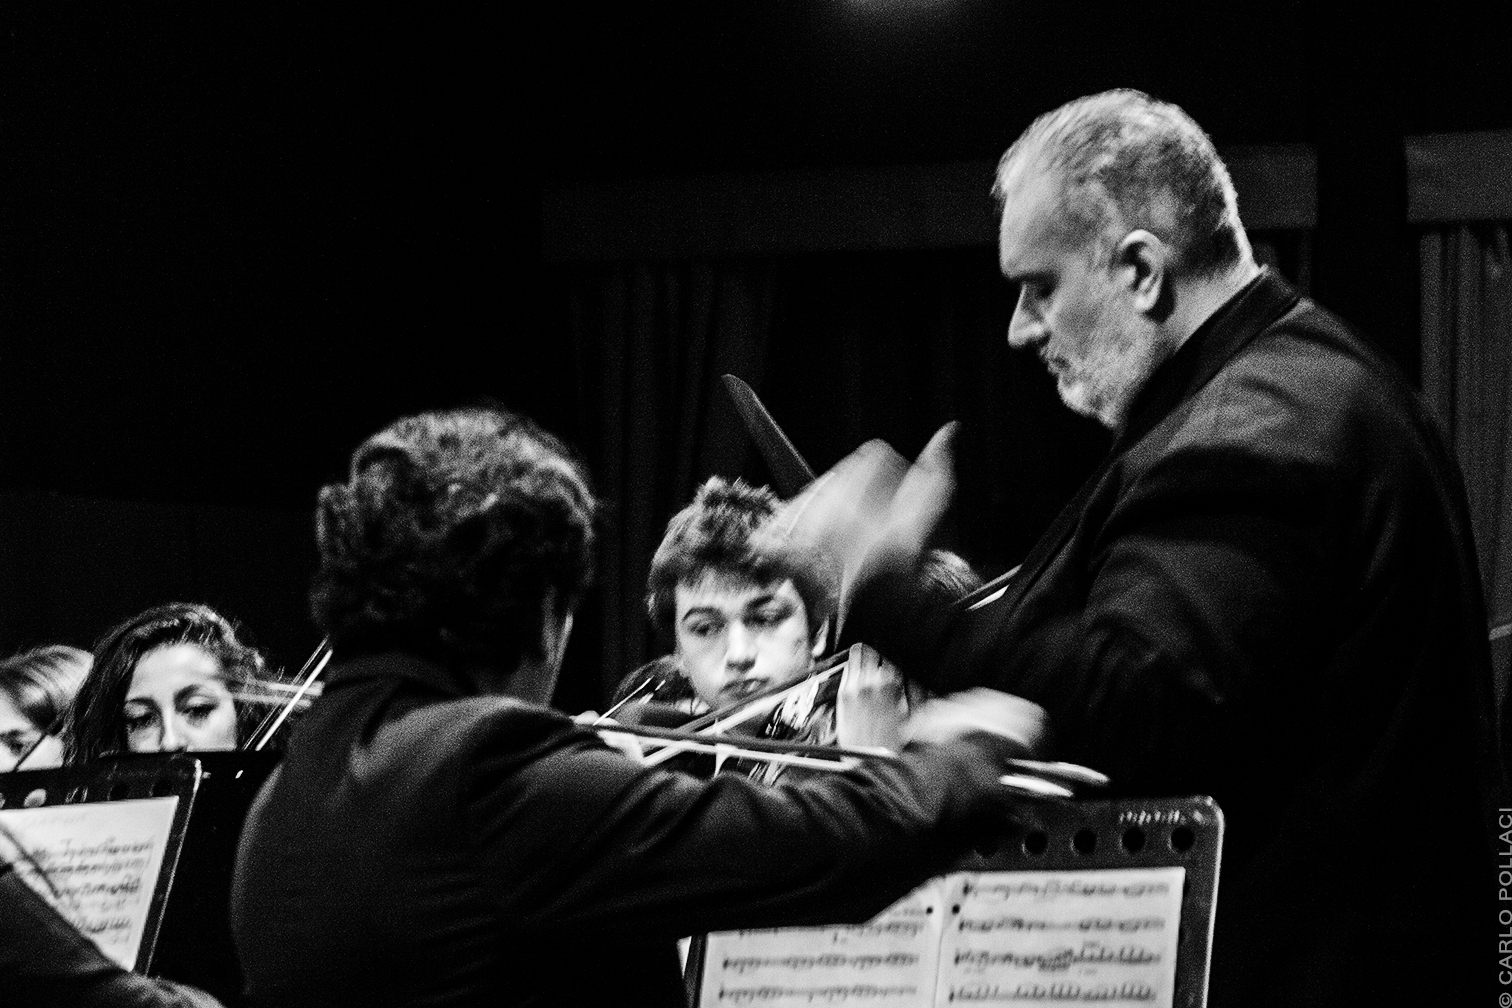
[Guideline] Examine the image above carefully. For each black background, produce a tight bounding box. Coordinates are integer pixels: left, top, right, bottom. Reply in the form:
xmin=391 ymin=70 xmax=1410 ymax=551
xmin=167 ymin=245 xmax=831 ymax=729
xmin=2 ymin=3 xmax=1509 ymax=703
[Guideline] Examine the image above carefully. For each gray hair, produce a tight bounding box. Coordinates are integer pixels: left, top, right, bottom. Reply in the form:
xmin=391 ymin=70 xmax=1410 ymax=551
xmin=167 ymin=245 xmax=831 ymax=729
xmin=994 ymin=89 xmax=1248 ymax=277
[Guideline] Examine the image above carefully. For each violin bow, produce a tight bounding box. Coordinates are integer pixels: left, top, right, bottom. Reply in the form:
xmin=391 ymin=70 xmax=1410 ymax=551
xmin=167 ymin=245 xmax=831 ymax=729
xmin=636 ymin=656 xmax=848 ymax=769
xmin=606 ymin=720 xmax=1105 ymax=797
xmin=244 ymin=637 xmax=333 ymax=751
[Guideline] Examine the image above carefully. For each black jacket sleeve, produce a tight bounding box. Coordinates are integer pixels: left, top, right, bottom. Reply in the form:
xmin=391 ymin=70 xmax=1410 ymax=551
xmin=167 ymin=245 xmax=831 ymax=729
xmin=465 ymin=706 xmax=1028 ymax=941
xmin=844 ymin=358 xmax=1353 ymax=794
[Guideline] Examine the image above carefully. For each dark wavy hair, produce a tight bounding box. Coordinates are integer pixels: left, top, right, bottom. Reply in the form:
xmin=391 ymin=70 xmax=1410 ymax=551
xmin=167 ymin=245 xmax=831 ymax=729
xmin=64 ymin=603 xmax=266 ymax=764
xmin=0 ymin=645 xmax=92 ymax=735
xmin=645 ymin=477 xmax=834 ymax=644
xmin=310 ymin=406 xmax=596 ymax=670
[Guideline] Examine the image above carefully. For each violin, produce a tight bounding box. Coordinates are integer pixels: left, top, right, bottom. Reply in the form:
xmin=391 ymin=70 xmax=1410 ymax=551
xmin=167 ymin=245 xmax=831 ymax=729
xmin=600 ymin=650 xmax=1107 ymax=799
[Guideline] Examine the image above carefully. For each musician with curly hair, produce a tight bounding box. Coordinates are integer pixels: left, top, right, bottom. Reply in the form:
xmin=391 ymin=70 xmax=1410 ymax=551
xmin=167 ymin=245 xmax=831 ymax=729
xmin=231 ymin=405 xmax=1044 ymax=1007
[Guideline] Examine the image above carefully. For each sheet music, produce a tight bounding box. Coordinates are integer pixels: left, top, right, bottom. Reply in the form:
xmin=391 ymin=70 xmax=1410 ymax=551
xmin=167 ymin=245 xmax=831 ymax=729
xmin=0 ymin=797 xmax=180 ymax=969
xmin=938 ymin=867 xmax=1184 ymax=1006
xmin=700 ymin=880 xmax=946 ymax=1006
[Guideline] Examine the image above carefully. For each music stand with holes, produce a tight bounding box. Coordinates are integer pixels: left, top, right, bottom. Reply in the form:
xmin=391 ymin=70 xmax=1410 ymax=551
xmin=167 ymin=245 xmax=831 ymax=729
xmin=0 ymin=753 xmax=202 ymax=975
xmin=144 ymin=750 xmax=282 ymax=1007
xmin=687 ymin=795 xmax=1223 ymax=1008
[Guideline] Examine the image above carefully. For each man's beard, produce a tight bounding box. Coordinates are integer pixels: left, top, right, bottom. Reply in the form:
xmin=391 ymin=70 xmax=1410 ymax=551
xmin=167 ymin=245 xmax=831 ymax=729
xmin=1053 ymin=321 xmax=1170 ymax=429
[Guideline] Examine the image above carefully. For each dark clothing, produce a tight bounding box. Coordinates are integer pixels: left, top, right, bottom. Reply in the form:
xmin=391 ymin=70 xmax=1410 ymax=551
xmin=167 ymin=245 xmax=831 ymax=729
xmin=846 ymin=270 xmax=1510 ymax=1006
xmin=0 ymin=865 xmax=223 ymax=1008
xmin=231 ymin=651 xmax=1023 ymax=1008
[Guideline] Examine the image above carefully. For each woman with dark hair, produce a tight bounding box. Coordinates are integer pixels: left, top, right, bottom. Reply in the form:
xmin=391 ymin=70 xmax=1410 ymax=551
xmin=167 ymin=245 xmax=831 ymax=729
xmin=232 ymin=405 xmax=1042 ymax=1008
xmin=0 ymin=645 xmax=92 ymax=771
xmin=65 ymin=603 xmax=269 ymax=763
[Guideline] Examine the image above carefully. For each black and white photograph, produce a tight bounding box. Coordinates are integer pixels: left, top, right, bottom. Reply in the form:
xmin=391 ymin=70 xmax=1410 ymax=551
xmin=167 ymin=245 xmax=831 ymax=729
xmin=1 ymin=4 xmax=1509 ymax=1006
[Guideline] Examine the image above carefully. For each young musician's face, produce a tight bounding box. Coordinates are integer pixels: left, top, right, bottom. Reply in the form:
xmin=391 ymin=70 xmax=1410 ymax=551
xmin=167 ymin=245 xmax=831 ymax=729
xmin=0 ymin=691 xmax=61 ymax=771
xmin=674 ymin=573 xmax=815 ymax=709
xmin=999 ymin=164 xmax=1160 ymax=429
xmin=122 ymin=644 xmax=239 ymax=754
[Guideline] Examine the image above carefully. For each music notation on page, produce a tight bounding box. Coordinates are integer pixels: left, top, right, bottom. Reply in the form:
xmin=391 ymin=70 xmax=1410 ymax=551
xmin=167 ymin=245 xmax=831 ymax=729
xmin=0 ymin=797 xmax=179 ymax=970
xmin=938 ymin=867 xmax=1184 ymax=1008
xmin=701 ymin=867 xmax=1185 ymax=1008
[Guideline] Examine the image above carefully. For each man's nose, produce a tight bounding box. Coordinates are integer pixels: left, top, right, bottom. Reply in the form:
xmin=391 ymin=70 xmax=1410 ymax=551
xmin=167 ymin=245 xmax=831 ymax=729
xmin=725 ymin=624 xmax=757 ymax=670
xmin=1007 ymin=290 xmax=1041 ymax=349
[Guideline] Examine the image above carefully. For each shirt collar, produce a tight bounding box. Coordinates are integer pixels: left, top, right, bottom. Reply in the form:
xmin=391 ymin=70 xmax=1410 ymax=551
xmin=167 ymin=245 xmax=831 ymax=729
xmin=323 ymin=649 xmax=479 ymax=698
xmin=1115 ymin=267 xmax=1302 ymax=450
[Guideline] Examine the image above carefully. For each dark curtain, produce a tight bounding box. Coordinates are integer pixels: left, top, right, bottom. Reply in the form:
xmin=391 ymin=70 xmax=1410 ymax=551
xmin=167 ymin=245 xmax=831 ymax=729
xmin=566 ymin=262 xmax=784 ymax=702
xmin=560 ymin=249 xmax=1110 ymax=706
xmin=561 ymin=241 xmax=1329 ymax=710
xmin=1419 ymin=224 xmax=1512 ymax=720
xmin=759 ymin=248 xmax=1109 ymax=575
xmin=0 ymin=490 xmax=316 ymax=673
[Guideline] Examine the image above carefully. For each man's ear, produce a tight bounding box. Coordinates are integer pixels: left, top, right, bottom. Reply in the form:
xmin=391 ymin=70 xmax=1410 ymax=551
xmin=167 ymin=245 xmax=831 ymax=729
xmin=812 ymin=616 xmax=833 ymax=659
xmin=1115 ymin=229 xmax=1169 ymax=317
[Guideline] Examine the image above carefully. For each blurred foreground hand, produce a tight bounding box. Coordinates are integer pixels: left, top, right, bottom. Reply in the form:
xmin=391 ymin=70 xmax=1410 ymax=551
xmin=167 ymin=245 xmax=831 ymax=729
xmin=763 ymin=424 xmax=957 ymax=621
xmin=902 ymin=688 xmax=1046 ymax=759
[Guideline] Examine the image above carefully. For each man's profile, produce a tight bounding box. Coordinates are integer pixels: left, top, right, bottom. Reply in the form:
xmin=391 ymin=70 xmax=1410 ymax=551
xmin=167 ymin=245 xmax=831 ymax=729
xmin=790 ymin=89 xmax=1507 ymax=1005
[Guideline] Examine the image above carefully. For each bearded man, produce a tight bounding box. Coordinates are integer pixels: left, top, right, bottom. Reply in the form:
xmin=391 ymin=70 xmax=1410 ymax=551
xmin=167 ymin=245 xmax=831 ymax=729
xmin=789 ymin=90 xmax=1508 ymax=1006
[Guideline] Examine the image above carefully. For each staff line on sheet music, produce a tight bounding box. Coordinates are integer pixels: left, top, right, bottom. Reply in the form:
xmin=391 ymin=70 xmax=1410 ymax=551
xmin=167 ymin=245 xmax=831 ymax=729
xmin=722 ymin=952 xmax=920 ymax=975
xmin=716 ymin=983 xmax=919 ymax=1004
xmin=952 ymin=942 xmax=1160 ymax=972
xmin=956 ymin=916 xmax=1165 ymax=934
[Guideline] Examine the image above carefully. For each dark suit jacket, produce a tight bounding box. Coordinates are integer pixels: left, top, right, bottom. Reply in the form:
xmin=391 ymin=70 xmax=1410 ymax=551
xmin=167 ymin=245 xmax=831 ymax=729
xmin=846 ymin=270 xmax=1510 ymax=1006
xmin=230 ymin=650 xmax=1023 ymax=1007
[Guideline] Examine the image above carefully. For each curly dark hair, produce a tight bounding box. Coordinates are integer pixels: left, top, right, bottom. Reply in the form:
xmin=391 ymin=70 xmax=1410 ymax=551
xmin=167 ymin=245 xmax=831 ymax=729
xmin=64 ymin=603 xmax=266 ymax=764
xmin=645 ymin=477 xmax=834 ymax=644
xmin=310 ymin=406 xmax=596 ymax=670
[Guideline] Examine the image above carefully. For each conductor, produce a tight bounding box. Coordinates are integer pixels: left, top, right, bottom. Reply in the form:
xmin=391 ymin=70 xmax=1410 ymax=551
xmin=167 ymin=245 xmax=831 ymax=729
xmin=785 ymin=90 xmax=1509 ymax=1006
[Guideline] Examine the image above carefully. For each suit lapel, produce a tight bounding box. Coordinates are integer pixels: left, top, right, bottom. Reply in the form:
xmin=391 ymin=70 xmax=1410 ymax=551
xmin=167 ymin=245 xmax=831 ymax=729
xmin=979 ymin=270 xmax=1303 ymax=624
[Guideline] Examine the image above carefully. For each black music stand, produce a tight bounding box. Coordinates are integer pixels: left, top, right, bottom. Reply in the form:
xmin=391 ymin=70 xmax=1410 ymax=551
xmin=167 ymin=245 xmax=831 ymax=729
xmin=144 ymin=750 xmax=281 ymax=1007
xmin=689 ymin=795 xmax=1223 ymax=1008
xmin=0 ymin=753 xmax=202 ymax=974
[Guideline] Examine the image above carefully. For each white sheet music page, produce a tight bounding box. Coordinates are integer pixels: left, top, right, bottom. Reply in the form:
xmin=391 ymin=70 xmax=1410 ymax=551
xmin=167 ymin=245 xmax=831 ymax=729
xmin=0 ymin=797 xmax=180 ymax=969
xmin=938 ymin=867 xmax=1185 ymax=1007
xmin=700 ymin=878 xmax=946 ymax=1007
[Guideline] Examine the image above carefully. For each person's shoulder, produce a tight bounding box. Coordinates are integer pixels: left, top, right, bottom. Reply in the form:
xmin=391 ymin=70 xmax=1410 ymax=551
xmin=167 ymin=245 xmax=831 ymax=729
xmin=1184 ymin=296 xmax=1423 ymax=459
xmin=360 ymin=693 xmax=582 ymax=788
xmin=435 ymin=694 xmax=578 ymax=752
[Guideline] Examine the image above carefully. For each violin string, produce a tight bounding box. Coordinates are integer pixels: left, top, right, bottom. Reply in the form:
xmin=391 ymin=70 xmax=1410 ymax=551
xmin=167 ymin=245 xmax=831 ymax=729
xmin=618 ymin=719 xmax=894 ymax=763
xmin=602 ymin=732 xmax=862 ymax=772
xmin=678 ymin=650 xmax=849 ymax=733
xmin=639 ymin=664 xmax=847 ymax=769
